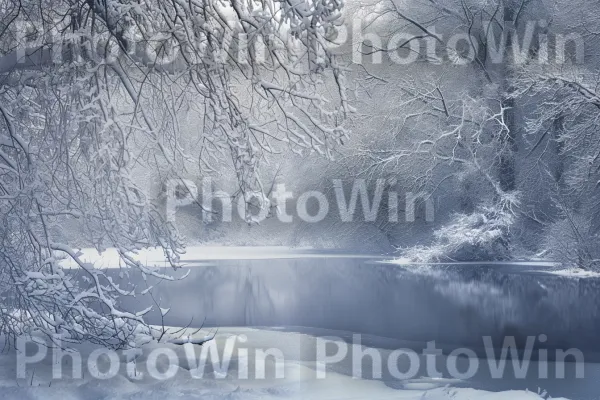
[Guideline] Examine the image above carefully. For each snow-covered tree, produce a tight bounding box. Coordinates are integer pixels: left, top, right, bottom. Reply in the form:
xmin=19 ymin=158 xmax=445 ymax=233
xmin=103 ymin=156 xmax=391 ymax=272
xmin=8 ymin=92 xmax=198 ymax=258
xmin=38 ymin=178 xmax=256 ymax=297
xmin=0 ymin=0 xmax=348 ymax=347
xmin=325 ymin=0 xmax=541 ymax=259
xmin=357 ymin=0 xmax=598 ymax=266
xmin=513 ymin=63 xmax=600 ymax=269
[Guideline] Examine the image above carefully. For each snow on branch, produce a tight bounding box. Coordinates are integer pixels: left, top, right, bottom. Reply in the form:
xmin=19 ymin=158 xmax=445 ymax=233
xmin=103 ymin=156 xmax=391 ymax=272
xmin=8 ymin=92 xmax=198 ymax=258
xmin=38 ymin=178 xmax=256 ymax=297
xmin=0 ymin=0 xmax=349 ymax=347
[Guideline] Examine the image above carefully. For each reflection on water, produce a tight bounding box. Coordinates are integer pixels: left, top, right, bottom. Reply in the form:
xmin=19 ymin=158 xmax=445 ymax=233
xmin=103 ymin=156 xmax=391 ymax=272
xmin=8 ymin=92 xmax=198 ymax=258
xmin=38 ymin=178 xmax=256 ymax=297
xmin=117 ymin=258 xmax=600 ymax=353
xmin=111 ymin=257 xmax=600 ymax=400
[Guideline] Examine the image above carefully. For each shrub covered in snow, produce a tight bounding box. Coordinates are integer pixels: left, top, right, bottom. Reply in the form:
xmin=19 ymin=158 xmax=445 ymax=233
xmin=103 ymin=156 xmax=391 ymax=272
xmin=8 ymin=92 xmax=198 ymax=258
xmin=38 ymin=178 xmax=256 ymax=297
xmin=402 ymin=193 xmax=519 ymax=263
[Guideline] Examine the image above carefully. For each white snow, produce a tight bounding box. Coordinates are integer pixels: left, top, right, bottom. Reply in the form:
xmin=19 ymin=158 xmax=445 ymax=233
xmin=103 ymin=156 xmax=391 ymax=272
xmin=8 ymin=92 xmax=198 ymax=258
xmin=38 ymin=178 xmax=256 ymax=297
xmin=383 ymin=259 xmax=600 ymax=279
xmin=0 ymin=327 xmax=570 ymax=400
xmin=58 ymin=246 xmax=388 ymax=269
xmin=382 ymin=260 xmax=560 ymax=267
xmin=545 ymin=268 xmax=600 ymax=278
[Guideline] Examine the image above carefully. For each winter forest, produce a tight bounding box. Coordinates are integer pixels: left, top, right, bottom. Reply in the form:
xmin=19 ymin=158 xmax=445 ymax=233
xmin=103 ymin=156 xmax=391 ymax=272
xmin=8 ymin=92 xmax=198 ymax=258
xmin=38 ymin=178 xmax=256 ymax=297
xmin=0 ymin=0 xmax=599 ymax=399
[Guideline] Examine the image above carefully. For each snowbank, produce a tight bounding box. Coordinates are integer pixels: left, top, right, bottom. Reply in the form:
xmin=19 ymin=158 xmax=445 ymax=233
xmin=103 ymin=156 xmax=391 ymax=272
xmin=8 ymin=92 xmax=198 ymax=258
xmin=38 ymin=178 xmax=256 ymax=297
xmin=0 ymin=327 xmax=570 ymax=400
xmin=58 ymin=246 xmax=388 ymax=269
xmin=546 ymin=269 xmax=600 ymax=278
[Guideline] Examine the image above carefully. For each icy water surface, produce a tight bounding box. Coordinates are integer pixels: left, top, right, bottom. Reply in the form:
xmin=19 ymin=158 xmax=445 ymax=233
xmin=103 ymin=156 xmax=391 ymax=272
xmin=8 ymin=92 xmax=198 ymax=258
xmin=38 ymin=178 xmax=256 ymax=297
xmin=111 ymin=256 xmax=600 ymax=399
xmin=120 ymin=258 xmax=599 ymax=351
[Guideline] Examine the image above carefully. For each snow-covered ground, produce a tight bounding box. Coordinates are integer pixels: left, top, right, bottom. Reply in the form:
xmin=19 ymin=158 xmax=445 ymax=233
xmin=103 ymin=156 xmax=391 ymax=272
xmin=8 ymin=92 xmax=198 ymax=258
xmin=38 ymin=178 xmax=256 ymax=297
xmin=382 ymin=259 xmax=561 ymax=267
xmin=382 ymin=259 xmax=600 ymax=279
xmin=59 ymin=246 xmax=600 ymax=280
xmin=545 ymin=269 xmax=600 ymax=278
xmin=0 ymin=327 xmax=572 ymax=400
xmin=58 ymin=246 xmax=389 ymax=269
